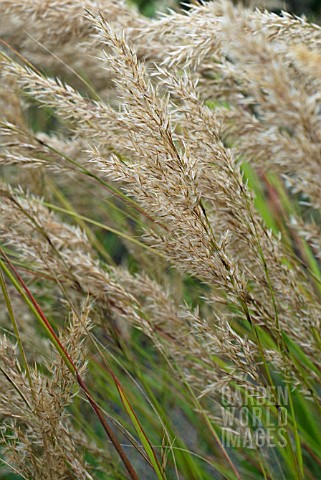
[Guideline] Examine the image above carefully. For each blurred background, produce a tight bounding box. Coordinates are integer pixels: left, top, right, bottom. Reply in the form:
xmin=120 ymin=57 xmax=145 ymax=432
xmin=130 ymin=0 xmax=321 ymax=20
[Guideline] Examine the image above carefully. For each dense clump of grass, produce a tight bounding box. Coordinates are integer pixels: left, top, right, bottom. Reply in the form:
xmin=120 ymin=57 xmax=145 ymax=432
xmin=1 ymin=1 xmax=321 ymax=479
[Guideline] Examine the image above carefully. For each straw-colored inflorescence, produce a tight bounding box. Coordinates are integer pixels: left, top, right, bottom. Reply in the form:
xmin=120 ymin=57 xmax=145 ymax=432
xmin=0 ymin=307 xmax=98 ymax=480
xmin=1 ymin=1 xmax=321 ymax=478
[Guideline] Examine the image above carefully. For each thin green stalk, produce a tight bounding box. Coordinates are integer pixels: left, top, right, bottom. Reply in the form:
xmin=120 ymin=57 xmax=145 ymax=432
xmin=47 ymin=178 xmax=114 ymax=265
xmin=0 ymin=255 xmax=75 ymax=373
xmin=0 ymin=249 xmax=139 ymax=480
xmin=41 ymin=200 xmax=166 ymax=258
xmin=0 ymin=269 xmax=33 ymax=394
xmin=287 ymin=385 xmax=304 ymax=478
xmin=91 ymin=346 xmax=167 ymax=480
